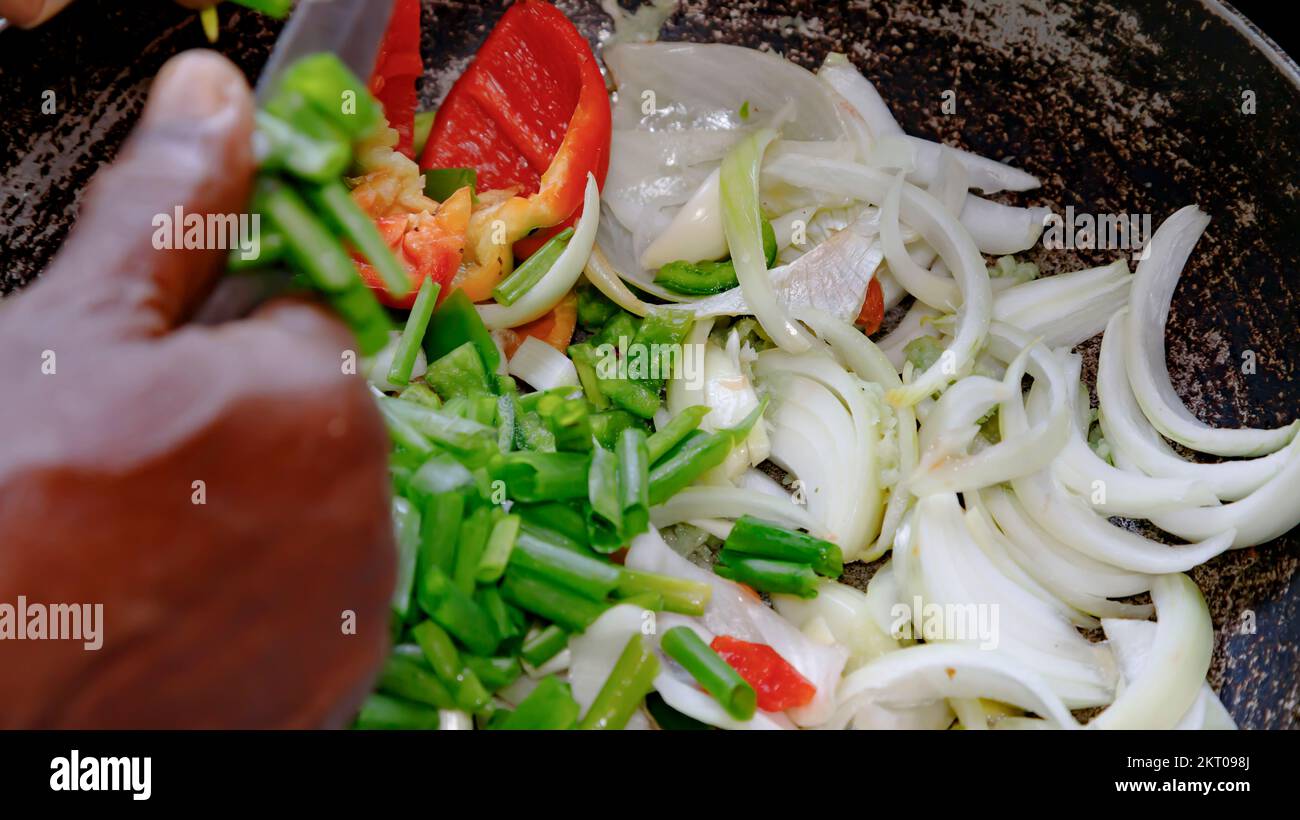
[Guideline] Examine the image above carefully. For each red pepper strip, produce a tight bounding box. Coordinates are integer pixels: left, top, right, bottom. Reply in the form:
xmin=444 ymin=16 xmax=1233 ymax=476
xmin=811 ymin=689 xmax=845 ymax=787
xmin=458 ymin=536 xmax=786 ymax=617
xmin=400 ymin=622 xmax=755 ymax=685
xmin=855 ymin=276 xmax=885 ymax=335
xmin=420 ymin=0 xmax=610 ymax=262
xmin=499 ymin=291 xmax=578 ymax=357
xmin=354 ymin=187 xmax=473 ymax=308
xmin=369 ymin=0 xmax=423 ymax=159
xmin=710 ymin=635 xmax=817 ymax=713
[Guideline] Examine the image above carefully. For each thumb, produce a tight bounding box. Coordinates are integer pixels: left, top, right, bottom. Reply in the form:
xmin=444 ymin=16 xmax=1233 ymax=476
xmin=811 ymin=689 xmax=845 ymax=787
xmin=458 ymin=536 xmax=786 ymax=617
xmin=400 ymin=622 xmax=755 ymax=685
xmin=0 ymin=1 xmax=71 ymax=28
xmin=40 ymin=50 xmax=255 ymax=338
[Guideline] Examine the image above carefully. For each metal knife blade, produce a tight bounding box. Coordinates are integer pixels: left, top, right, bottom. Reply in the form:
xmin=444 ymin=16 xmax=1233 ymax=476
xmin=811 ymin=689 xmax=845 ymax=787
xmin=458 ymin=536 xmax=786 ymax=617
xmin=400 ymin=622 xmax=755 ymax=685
xmin=193 ymin=0 xmax=398 ymax=326
xmin=255 ymin=0 xmax=397 ymax=103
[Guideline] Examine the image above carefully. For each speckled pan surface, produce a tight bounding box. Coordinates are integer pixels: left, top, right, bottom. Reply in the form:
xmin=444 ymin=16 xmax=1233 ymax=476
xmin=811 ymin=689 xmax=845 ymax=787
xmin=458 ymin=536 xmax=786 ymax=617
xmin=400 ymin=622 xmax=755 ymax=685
xmin=0 ymin=0 xmax=1296 ymax=727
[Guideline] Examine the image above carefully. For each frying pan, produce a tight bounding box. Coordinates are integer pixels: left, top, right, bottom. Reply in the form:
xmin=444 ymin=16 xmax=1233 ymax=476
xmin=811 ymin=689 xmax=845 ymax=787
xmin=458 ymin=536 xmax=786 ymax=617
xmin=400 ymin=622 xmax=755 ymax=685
xmin=0 ymin=0 xmax=1296 ymax=728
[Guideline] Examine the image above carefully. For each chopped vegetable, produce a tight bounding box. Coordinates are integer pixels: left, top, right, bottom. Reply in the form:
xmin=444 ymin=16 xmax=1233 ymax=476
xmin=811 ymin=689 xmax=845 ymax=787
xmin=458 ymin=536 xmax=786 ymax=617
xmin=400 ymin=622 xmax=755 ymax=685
xmin=387 ymin=276 xmax=440 ymax=387
xmin=661 ymin=627 xmax=757 ymax=721
xmin=710 ymin=635 xmax=817 ymax=713
xmin=378 ymin=645 xmax=455 ymax=709
xmin=369 ymin=0 xmax=423 ymax=158
xmin=354 ymin=692 xmax=442 ymax=730
xmin=425 ymin=289 xmax=502 ymax=374
xmin=654 ymin=220 xmax=777 ymax=295
xmin=509 ymin=527 xmax=623 ymax=601
xmin=256 ymin=101 xmax=350 ymax=183
xmin=493 ymin=228 xmax=575 ymax=306
xmin=477 ymin=513 xmax=521 ymax=583
xmin=615 ymin=570 xmax=710 ymax=616
xmin=577 ymin=634 xmax=660 ymax=730
xmin=424 ymin=167 xmax=477 ymax=202
xmin=493 ymin=677 xmax=581 ymax=730
xmin=723 ymin=516 xmax=843 ymax=578
xmin=422 ymin=0 xmax=611 ymax=275
xmin=500 ymin=566 xmax=608 ymax=632
xmin=521 ymin=624 xmax=570 ymax=668
xmin=714 ymin=554 xmax=819 ymax=598
xmin=277 ymin=53 xmax=383 ymax=139
xmin=646 ymin=406 xmax=711 ymax=464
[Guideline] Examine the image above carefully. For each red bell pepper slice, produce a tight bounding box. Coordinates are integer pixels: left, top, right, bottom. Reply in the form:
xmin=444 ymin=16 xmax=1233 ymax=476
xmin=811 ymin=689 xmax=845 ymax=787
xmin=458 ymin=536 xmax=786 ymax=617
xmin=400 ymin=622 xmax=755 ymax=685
xmin=369 ymin=0 xmax=423 ymax=159
xmin=353 ymin=187 xmax=473 ymax=309
xmin=710 ymin=635 xmax=817 ymax=713
xmin=855 ymin=276 xmax=885 ymax=335
xmin=420 ymin=0 xmax=610 ymax=257
xmin=498 ymin=291 xmax=578 ymax=357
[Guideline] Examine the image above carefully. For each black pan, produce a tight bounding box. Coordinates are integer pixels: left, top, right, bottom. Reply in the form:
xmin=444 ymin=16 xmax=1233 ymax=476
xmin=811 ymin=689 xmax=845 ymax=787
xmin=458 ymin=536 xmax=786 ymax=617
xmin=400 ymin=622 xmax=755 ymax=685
xmin=1 ymin=0 xmax=1296 ymax=728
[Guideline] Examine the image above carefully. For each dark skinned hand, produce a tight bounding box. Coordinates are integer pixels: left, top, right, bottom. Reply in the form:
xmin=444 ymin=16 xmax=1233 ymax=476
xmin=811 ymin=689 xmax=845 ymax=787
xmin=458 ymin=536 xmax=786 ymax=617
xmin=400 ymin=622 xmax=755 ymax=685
xmin=0 ymin=51 xmax=396 ymax=728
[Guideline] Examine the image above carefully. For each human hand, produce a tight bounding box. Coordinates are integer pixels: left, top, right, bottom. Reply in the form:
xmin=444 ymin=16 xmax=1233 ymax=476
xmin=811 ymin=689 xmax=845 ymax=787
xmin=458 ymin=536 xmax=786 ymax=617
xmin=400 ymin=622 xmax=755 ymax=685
xmin=0 ymin=51 xmax=395 ymax=728
xmin=0 ymin=0 xmax=213 ymax=29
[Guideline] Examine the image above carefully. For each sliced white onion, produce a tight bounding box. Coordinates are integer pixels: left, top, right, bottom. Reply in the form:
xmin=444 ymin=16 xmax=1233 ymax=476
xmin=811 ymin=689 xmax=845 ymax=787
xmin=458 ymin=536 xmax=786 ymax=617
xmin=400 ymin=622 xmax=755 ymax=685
xmin=761 ymin=375 xmax=856 ymax=549
xmin=817 ymin=53 xmax=1040 ymax=194
xmin=1007 ymin=467 xmax=1233 ymax=575
xmin=1125 ymin=205 xmax=1298 ymax=456
xmin=583 ymin=244 xmax=651 ymax=317
xmin=927 ymin=148 xmax=970 ymax=217
xmin=654 ymin=669 xmax=792 ymax=730
xmin=978 ymin=486 xmax=1154 ymax=604
xmin=877 ymin=268 xmax=907 ymax=310
xmin=832 ymin=643 xmax=1080 ymax=729
xmin=882 ymin=171 xmax=961 ymax=310
xmin=607 ymin=42 xmax=849 ymax=139
xmin=994 ymin=259 xmax=1127 ymax=320
xmin=699 ymin=332 xmax=768 ymax=481
xmin=963 ymin=499 xmax=1102 ymax=628
xmin=911 ymin=325 xmax=1070 ymax=495
xmin=773 ymin=580 xmax=900 ymax=670
xmin=997 ymin=335 xmax=1236 ymax=573
xmin=602 ymin=42 xmax=848 ymax=289
xmin=669 ymin=212 xmax=884 ymax=326
xmin=914 ymin=373 xmax=1010 ymax=463
xmin=650 ymin=486 xmax=825 ymax=536
xmin=1090 ymin=573 xmax=1212 ymax=729
xmin=769 ymin=205 xmax=819 ymax=252
xmin=878 ymin=300 xmax=941 ymax=371
xmin=797 ymin=306 xmax=906 ymax=390
xmin=639 ymin=167 xmax=727 ymax=269
xmin=1147 ymin=433 xmax=1300 ymax=547
xmin=737 ymin=467 xmax=792 ymax=498
xmin=957 ymin=195 xmax=1049 ymax=255
xmin=993 ymin=259 xmax=1133 ymax=349
xmin=910 ymin=494 xmax=1118 ymax=708
xmin=816 ymin=53 xmax=903 ymax=143
xmin=1098 ymin=310 xmax=1289 ymax=500
xmin=478 ymin=174 xmax=600 ymax=329
xmin=1048 ymin=351 xmax=1219 ymax=517
xmin=664 ymin=317 xmax=714 ymax=417
xmin=762 ymin=154 xmax=992 ymax=405
xmin=757 ymin=349 xmax=884 ymax=539
xmin=1102 ymin=617 xmax=1235 ymax=730
xmin=796 ymin=308 xmax=917 ymax=559
xmin=756 ymin=349 xmax=885 ymax=560
xmin=721 ymin=128 xmax=815 ymax=352
xmin=437 ymin=710 xmax=473 ymax=730
xmin=598 ymin=201 xmax=707 ymax=302
xmin=506 ymin=336 xmax=579 ymax=391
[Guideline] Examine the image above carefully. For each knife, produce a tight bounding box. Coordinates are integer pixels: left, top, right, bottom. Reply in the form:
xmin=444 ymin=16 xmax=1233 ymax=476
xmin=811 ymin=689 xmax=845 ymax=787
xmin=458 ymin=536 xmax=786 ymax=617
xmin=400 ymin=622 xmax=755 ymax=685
xmin=195 ymin=0 xmax=397 ymax=324
xmin=255 ymin=0 xmax=396 ymax=102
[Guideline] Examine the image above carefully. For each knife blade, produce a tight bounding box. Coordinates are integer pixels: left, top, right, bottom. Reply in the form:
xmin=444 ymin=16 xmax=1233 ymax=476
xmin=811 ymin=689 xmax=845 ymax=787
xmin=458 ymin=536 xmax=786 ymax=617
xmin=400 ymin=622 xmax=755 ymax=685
xmin=255 ymin=0 xmax=396 ymax=103
xmin=193 ymin=0 xmax=398 ymax=325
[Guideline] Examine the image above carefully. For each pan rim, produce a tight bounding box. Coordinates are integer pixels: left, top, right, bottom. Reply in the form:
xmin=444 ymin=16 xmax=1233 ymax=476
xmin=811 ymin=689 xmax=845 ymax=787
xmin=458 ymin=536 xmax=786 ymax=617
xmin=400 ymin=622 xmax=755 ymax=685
xmin=1204 ymin=0 xmax=1300 ymax=89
